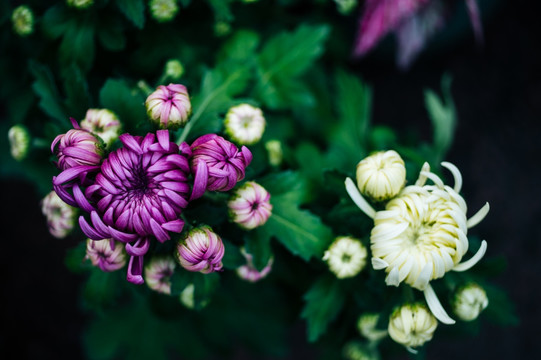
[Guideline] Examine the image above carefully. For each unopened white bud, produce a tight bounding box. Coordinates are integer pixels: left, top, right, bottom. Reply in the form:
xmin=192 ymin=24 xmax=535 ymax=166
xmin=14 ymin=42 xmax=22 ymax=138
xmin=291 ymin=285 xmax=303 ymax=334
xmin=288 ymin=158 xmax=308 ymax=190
xmin=453 ymin=283 xmax=489 ymax=321
xmin=356 ymin=150 xmax=406 ymax=201
xmin=323 ymin=236 xmax=367 ymax=279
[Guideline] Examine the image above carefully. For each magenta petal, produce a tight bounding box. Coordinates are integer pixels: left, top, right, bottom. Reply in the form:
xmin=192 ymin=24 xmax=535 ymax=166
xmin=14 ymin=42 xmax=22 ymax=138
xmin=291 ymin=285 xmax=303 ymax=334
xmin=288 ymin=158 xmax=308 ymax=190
xmin=353 ymin=0 xmax=429 ymax=57
xmin=54 ymin=166 xmax=97 ymax=186
xmin=150 ymin=218 xmax=170 ymax=243
xmin=108 ymin=226 xmax=138 ymax=243
xmin=79 ymin=216 xmax=108 ymax=240
xmin=73 ymin=184 xmax=95 ymax=213
xmin=156 ymin=130 xmax=171 ymax=152
xmin=127 ymin=255 xmax=145 ymax=285
xmin=190 ymin=160 xmax=208 ymax=201
xmin=240 ymin=146 xmax=253 ymax=166
xmin=120 ymin=134 xmax=143 ymax=154
xmin=162 ymin=219 xmax=184 ymax=233
xmin=125 ymin=237 xmax=150 ymax=256
xmin=53 ymin=184 xmax=77 ymax=207
xmin=465 ymin=0 xmax=484 ymax=43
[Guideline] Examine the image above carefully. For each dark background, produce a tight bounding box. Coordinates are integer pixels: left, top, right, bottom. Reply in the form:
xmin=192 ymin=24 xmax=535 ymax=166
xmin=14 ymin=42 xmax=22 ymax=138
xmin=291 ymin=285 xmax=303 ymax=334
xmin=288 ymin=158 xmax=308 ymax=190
xmin=1 ymin=0 xmax=539 ymax=359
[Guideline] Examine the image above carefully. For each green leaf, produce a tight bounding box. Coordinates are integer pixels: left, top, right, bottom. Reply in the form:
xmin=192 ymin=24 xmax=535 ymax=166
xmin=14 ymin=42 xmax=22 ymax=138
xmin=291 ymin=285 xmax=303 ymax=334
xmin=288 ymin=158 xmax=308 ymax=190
xmin=206 ymin=0 xmax=233 ymax=21
xmin=41 ymin=4 xmax=69 ymax=39
xmin=424 ymin=74 xmax=456 ymax=162
xmin=99 ymin=79 xmax=147 ymax=132
xmin=97 ymin=16 xmax=127 ymax=51
xmin=218 ymin=30 xmax=260 ymax=62
xmin=256 ymin=24 xmax=330 ymax=109
xmin=221 ymin=239 xmax=245 ymax=270
xmin=254 ymin=172 xmax=333 ymax=261
xmin=192 ymin=272 xmax=220 ymax=310
xmin=483 ymin=283 xmax=520 ymax=327
xmin=59 ymin=16 xmax=95 ymax=72
xmin=28 ymin=60 xmax=69 ymax=125
xmin=115 ymin=0 xmax=146 ymax=29
xmin=62 ymin=64 xmax=91 ymax=119
xmin=301 ymin=275 xmax=346 ymax=342
xmin=170 ymin=269 xmax=194 ymax=296
xmin=326 ymin=69 xmax=372 ymax=172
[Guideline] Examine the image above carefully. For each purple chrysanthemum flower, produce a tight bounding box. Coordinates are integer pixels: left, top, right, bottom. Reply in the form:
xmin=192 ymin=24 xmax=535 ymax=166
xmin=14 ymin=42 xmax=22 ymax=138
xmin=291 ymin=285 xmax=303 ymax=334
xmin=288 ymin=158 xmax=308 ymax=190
xmin=228 ymin=181 xmax=272 ymax=230
xmin=176 ymin=226 xmax=225 ymax=274
xmin=189 ymin=134 xmax=252 ymax=200
xmin=145 ymin=84 xmax=191 ymax=129
xmin=85 ymin=238 xmax=127 ymax=272
xmin=70 ymin=130 xmax=192 ymax=284
xmin=144 ymin=256 xmax=176 ymax=295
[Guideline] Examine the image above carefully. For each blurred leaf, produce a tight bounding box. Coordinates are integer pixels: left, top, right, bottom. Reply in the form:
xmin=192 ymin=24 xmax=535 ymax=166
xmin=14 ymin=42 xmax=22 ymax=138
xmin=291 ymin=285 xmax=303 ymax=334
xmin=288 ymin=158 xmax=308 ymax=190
xmin=221 ymin=238 xmax=245 ymax=270
xmin=326 ymin=69 xmax=372 ymax=172
xmin=41 ymin=5 xmax=70 ymax=39
xmin=115 ymin=0 xmax=146 ymax=29
xmin=97 ymin=17 xmax=127 ymax=51
xmin=255 ymin=24 xmax=330 ymax=109
xmin=218 ymin=30 xmax=260 ymax=62
xmin=301 ymin=275 xmax=346 ymax=342
xmin=192 ymin=272 xmax=220 ymax=310
xmin=424 ymin=74 xmax=456 ymax=162
xmin=62 ymin=64 xmax=91 ymax=119
xmin=206 ymin=0 xmax=233 ymax=21
xmin=483 ymin=283 xmax=520 ymax=327
xmin=59 ymin=16 xmax=96 ymax=72
xmin=82 ymin=268 xmax=123 ymax=312
xmin=99 ymin=79 xmax=146 ymax=132
xmin=28 ymin=60 xmax=69 ymax=126
xmin=170 ymin=268 xmax=194 ymax=296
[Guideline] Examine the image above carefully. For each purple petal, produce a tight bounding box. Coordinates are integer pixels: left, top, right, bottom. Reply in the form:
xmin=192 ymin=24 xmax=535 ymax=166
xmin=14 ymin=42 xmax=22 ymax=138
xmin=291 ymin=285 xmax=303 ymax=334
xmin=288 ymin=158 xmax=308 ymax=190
xmin=79 ymin=215 xmax=108 ymax=240
xmin=353 ymin=0 xmax=430 ymax=57
xmin=73 ymin=184 xmax=95 ymax=213
xmin=125 ymin=237 xmax=150 ymax=256
xmin=156 ymin=130 xmax=171 ymax=152
xmin=190 ymin=160 xmax=208 ymax=201
xmin=120 ymin=134 xmax=143 ymax=155
xmin=53 ymin=183 xmax=77 ymax=207
xmin=127 ymin=255 xmax=145 ymax=285
xmin=161 ymin=219 xmax=184 ymax=233
xmin=150 ymin=218 xmax=170 ymax=243
xmin=108 ymin=226 xmax=138 ymax=243
xmin=465 ymin=0 xmax=483 ymax=43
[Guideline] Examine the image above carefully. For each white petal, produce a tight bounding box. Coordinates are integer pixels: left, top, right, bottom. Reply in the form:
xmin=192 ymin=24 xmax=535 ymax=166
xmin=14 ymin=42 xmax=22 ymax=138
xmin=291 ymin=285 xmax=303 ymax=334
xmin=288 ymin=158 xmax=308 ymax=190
xmin=413 ymin=262 xmax=433 ymax=290
xmin=453 ymin=240 xmax=488 ymax=272
xmin=406 ymin=347 xmax=419 ymax=355
xmin=467 ymin=202 xmax=490 ymax=228
xmin=441 ymin=161 xmax=462 ymax=193
xmin=372 ymin=257 xmax=389 ymax=270
xmin=421 ymin=171 xmax=445 ymax=189
xmin=424 ymin=284 xmax=456 ymax=325
xmin=386 ymin=266 xmax=400 ymax=287
xmin=415 ymin=162 xmax=431 ymax=186
xmin=345 ymin=177 xmax=376 ymax=219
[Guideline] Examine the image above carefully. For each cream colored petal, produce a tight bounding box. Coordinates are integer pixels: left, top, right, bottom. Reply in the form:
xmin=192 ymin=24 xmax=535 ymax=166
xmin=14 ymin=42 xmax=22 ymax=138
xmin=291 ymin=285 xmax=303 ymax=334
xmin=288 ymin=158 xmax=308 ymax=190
xmin=467 ymin=202 xmax=490 ymax=229
xmin=345 ymin=177 xmax=376 ymax=218
xmin=424 ymin=284 xmax=456 ymax=325
xmin=453 ymin=240 xmax=488 ymax=272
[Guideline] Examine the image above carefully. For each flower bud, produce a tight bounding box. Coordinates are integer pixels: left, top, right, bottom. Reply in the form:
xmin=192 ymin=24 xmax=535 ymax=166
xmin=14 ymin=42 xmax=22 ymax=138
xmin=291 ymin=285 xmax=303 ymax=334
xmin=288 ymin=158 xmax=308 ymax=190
xmin=228 ymin=182 xmax=272 ymax=230
xmin=236 ymin=248 xmax=273 ymax=283
xmin=357 ymin=313 xmax=388 ymax=342
xmin=452 ymin=283 xmax=489 ymax=321
xmin=265 ymin=140 xmax=283 ymax=167
xmin=85 ymin=239 xmax=127 ymax=272
xmin=323 ymin=236 xmax=367 ymax=279
xmin=41 ymin=191 xmax=78 ymax=239
xmin=342 ymin=341 xmax=380 ymax=360
xmin=51 ymin=118 xmax=104 ymax=171
xmin=149 ymin=0 xmax=179 ymax=23
xmin=356 ymin=150 xmax=406 ymax=201
xmin=8 ymin=124 xmax=31 ymax=161
xmin=163 ymin=59 xmax=185 ymax=81
xmin=224 ymin=104 xmax=266 ymax=145
xmin=214 ymin=21 xmax=232 ymax=37
xmin=144 ymin=256 xmax=177 ymax=295
xmin=176 ymin=226 xmax=225 ymax=274
xmin=145 ymin=84 xmax=191 ymax=129
xmin=66 ymin=0 xmax=94 ymax=9
xmin=80 ymin=109 xmax=122 ymax=147
xmin=388 ymin=303 xmax=438 ymax=349
xmin=189 ymin=134 xmax=252 ymax=199
xmin=12 ymin=5 xmax=34 ymax=37
xmin=179 ymin=283 xmax=195 ymax=309
xmin=334 ymin=0 xmax=357 ymax=15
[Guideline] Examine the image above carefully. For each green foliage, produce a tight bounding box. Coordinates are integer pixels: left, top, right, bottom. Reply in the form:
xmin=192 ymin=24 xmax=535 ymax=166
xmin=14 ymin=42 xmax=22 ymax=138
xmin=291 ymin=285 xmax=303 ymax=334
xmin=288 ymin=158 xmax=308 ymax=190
xmin=115 ymin=0 xmax=146 ymax=29
xmin=99 ymin=79 xmax=147 ymax=133
xmin=301 ymin=275 xmax=346 ymax=342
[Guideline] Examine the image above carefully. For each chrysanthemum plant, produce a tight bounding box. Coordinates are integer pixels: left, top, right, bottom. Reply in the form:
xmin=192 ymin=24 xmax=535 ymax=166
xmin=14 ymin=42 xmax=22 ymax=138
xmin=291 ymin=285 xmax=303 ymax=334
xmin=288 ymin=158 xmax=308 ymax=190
xmin=2 ymin=1 xmax=517 ymax=359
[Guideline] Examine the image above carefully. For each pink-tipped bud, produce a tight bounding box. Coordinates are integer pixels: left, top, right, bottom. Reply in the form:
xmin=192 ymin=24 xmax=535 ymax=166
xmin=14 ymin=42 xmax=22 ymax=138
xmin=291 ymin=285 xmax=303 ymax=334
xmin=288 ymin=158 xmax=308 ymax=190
xmin=41 ymin=191 xmax=78 ymax=239
xmin=228 ymin=181 xmax=272 ymax=230
xmin=176 ymin=226 xmax=225 ymax=274
xmin=145 ymin=84 xmax=191 ymax=130
xmin=144 ymin=256 xmax=177 ymax=295
xmin=189 ymin=134 xmax=252 ymax=199
xmin=236 ymin=248 xmax=273 ymax=283
xmin=51 ymin=118 xmax=104 ymax=171
xmin=85 ymin=238 xmax=127 ymax=272
xmin=80 ymin=108 xmax=122 ymax=147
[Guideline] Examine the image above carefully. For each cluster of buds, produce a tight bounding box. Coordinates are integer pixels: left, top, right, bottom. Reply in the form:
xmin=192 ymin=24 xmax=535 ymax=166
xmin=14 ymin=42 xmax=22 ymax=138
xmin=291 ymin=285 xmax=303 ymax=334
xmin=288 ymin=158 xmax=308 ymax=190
xmin=346 ymin=150 xmax=490 ymax=325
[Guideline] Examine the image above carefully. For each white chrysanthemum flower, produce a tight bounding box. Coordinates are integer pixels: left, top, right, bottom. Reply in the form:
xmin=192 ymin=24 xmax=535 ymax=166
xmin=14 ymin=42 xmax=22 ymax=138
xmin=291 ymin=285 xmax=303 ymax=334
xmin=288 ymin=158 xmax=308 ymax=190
xmin=453 ymin=283 xmax=489 ymax=321
xmin=149 ymin=0 xmax=179 ymax=23
xmin=346 ymin=160 xmax=490 ymax=324
xmin=8 ymin=124 xmax=31 ymax=161
xmin=357 ymin=313 xmax=388 ymax=342
xmin=12 ymin=5 xmax=34 ymax=37
xmin=144 ymin=256 xmax=176 ymax=295
xmin=388 ymin=303 xmax=438 ymax=352
xmin=356 ymin=150 xmax=406 ymax=201
xmin=265 ymin=140 xmax=283 ymax=167
xmin=80 ymin=109 xmax=122 ymax=147
xmin=224 ymin=104 xmax=266 ymax=145
xmin=323 ymin=236 xmax=368 ymax=279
